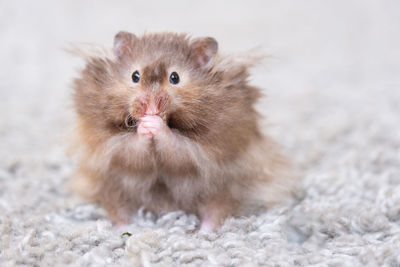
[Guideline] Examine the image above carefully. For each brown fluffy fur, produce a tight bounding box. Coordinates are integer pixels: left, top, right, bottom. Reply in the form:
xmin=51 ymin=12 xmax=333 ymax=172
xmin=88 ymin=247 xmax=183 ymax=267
xmin=70 ymin=31 xmax=296 ymax=230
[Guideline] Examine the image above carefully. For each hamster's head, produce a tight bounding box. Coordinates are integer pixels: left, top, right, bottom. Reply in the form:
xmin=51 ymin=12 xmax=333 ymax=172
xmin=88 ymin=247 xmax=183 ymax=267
xmin=74 ymin=32 xmax=260 ymax=143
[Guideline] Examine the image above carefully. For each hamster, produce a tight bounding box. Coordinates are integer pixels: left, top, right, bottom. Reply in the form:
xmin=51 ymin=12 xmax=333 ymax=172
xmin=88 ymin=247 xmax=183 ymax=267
xmin=70 ymin=31 xmax=296 ymax=231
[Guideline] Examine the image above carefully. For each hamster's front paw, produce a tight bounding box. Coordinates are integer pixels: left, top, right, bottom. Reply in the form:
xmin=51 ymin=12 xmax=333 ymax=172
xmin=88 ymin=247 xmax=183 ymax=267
xmin=138 ymin=115 xmax=167 ymax=138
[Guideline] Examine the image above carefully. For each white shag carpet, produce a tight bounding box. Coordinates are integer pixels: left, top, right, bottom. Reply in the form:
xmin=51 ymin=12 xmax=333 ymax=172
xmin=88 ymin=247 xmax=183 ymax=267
xmin=1 ymin=1 xmax=400 ymax=266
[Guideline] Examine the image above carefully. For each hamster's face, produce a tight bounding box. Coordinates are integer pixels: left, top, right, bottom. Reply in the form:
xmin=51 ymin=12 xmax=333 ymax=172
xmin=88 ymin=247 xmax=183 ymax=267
xmin=74 ymin=32 xmax=221 ymax=139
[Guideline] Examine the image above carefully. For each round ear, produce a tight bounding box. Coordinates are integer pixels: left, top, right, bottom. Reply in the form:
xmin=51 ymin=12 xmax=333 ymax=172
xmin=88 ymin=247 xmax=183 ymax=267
xmin=113 ymin=31 xmax=137 ymax=59
xmin=190 ymin=37 xmax=218 ymax=69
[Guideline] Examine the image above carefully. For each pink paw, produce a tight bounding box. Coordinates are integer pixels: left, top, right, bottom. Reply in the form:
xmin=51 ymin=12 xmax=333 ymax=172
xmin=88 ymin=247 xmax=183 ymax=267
xmin=137 ymin=115 xmax=165 ymax=138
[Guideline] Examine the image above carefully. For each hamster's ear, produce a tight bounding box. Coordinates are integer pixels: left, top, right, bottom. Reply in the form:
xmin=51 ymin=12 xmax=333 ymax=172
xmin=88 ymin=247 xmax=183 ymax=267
xmin=190 ymin=37 xmax=218 ymax=69
xmin=113 ymin=31 xmax=137 ymax=59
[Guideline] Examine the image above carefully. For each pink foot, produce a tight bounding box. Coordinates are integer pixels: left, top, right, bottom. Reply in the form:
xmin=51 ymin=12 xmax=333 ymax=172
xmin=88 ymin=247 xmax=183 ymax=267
xmin=200 ymin=215 xmax=216 ymax=232
xmin=115 ymin=222 xmax=128 ymax=228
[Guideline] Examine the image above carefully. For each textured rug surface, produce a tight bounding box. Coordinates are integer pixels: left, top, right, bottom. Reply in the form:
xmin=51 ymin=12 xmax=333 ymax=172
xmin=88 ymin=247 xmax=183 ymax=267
xmin=1 ymin=1 xmax=400 ymax=266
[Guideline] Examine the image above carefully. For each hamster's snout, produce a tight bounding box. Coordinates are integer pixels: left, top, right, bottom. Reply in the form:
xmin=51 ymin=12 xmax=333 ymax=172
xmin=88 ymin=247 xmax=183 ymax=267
xmin=132 ymin=92 xmax=170 ymax=118
xmin=142 ymin=97 xmax=159 ymax=115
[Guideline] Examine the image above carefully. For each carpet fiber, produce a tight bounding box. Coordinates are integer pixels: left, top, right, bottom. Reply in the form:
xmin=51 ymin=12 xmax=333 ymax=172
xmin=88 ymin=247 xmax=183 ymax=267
xmin=1 ymin=1 xmax=400 ymax=266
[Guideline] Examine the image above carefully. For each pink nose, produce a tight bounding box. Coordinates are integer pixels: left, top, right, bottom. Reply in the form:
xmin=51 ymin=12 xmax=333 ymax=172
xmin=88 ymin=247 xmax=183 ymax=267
xmin=137 ymin=96 xmax=159 ymax=116
xmin=137 ymin=92 xmax=169 ymax=116
xmin=145 ymin=100 xmax=159 ymax=115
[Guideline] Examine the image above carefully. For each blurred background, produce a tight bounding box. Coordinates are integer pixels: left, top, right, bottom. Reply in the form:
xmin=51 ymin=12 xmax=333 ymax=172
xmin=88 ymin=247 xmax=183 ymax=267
xmin=1 ymin=0 xmax=399 ymax=165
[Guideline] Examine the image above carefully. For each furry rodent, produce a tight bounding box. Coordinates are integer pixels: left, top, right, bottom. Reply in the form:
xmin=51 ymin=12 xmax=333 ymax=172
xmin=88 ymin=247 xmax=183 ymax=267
xmin=70 ymin=31 xmax=296 ymax=231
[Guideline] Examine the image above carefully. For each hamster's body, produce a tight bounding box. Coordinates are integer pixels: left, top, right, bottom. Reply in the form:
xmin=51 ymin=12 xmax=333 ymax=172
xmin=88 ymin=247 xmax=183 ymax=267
xmin=71 ymin=32 xmax=295 ymax=231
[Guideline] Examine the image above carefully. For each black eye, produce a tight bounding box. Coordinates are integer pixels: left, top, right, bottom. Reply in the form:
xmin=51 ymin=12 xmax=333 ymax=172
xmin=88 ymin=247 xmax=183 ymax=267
xmin=169 ymin=72 xmax=180 ymax=85
xmin=132 ymin=70 xmax=140 ymax=83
